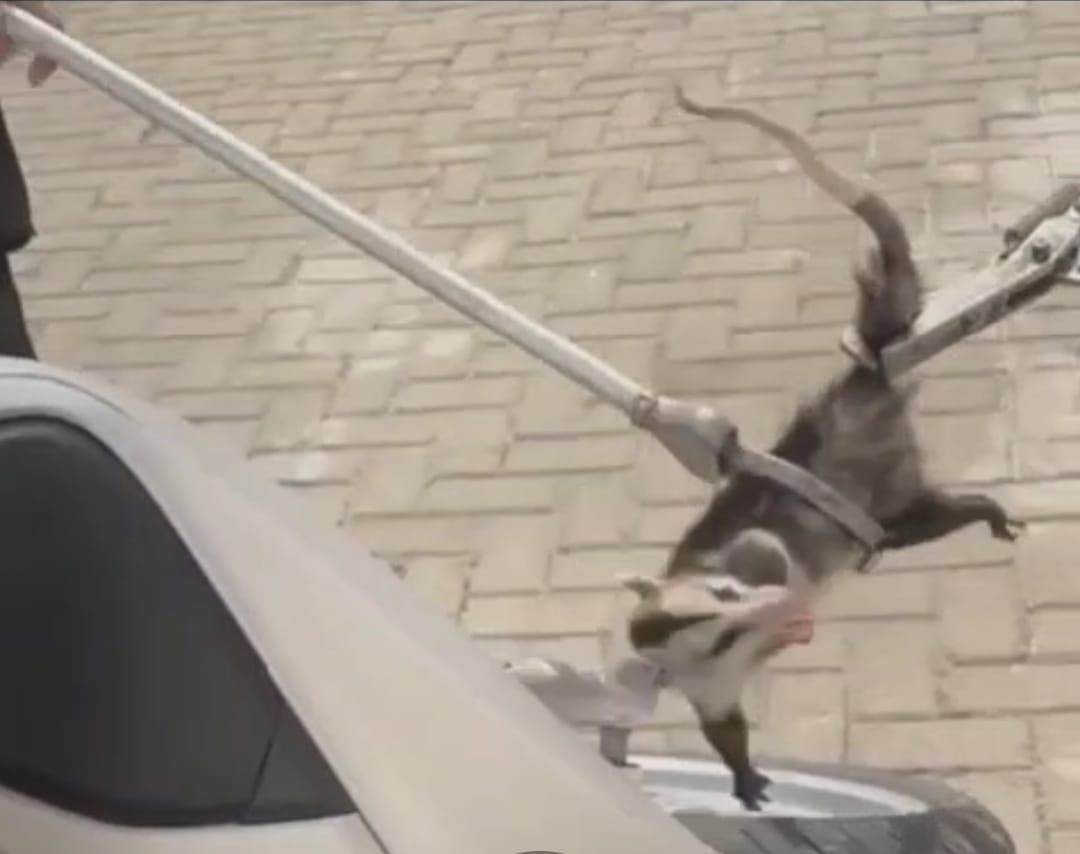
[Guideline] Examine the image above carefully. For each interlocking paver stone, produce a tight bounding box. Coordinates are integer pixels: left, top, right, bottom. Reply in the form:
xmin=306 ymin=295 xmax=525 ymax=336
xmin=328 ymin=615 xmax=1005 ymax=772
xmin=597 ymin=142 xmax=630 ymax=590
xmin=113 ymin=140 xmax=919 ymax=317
xmin=6 ymin=2 xmax=1080 ymax=849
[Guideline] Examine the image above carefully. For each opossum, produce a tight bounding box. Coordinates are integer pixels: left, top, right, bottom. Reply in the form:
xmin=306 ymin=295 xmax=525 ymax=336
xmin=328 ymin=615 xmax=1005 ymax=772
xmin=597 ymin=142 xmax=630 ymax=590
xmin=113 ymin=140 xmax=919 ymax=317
xmin=622 ymin=86 xmax=1026 ymax=812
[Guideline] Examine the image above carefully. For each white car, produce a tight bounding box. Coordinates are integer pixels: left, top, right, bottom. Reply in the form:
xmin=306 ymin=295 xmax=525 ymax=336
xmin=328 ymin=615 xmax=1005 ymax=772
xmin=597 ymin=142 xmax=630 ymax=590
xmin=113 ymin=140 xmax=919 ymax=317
xmin=0 ymin=7 xmax=1033 ymax=850
xmin=0 ymin=359 xmax=1015 ymax=854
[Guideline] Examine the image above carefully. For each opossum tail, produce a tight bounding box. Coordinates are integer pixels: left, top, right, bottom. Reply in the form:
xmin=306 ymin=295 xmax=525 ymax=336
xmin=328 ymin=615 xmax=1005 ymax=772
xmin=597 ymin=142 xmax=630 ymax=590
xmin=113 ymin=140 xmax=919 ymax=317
xmin=676 ymin=85 xmax=922 ymax=354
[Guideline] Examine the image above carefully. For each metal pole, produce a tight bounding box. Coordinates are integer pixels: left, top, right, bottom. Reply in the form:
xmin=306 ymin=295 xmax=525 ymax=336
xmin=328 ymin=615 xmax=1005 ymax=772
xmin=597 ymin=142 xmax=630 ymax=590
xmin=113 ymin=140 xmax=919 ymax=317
xmin=0 ymin=5 xmax=909 ymax=545
xmin=0 ymin=4 xmax=653 ymax=419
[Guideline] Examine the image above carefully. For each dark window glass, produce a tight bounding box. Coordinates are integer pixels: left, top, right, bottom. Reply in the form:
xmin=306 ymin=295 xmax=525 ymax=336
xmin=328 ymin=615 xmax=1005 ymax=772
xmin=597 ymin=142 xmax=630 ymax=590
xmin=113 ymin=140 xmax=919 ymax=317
xmin=0 ymin=417 xmax=354 ymax=827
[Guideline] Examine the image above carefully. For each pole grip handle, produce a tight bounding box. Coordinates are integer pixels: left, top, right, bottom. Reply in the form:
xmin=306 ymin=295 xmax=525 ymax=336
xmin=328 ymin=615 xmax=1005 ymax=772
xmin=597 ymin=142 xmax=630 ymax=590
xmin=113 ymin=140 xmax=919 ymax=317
xmin=1003 ymin=183 xmax=1080 ymax=250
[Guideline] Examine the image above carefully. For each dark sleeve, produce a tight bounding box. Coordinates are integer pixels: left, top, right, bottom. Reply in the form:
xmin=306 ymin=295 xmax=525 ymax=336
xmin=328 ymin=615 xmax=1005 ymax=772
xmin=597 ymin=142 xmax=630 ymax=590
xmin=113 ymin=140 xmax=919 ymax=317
xmin=0 ymin=103 xmax=35 ymax=253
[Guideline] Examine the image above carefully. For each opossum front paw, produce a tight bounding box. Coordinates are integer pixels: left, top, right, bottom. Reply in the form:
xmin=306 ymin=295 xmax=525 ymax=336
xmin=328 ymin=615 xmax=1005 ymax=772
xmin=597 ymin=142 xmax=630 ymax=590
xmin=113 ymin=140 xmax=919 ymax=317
xmin=991 ymin=516 xmax=1026 ymax=541
xmin=733 ymin=769 xmax=771 ymax=811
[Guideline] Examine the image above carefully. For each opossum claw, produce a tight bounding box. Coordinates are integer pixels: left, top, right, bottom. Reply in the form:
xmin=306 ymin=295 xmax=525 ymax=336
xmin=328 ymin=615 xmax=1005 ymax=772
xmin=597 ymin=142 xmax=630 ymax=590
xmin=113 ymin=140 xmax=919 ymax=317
xmin=733 ymin=768 xmax=772 ymax=812
xmin=994 ymin=517 xmax=1027 ymax=541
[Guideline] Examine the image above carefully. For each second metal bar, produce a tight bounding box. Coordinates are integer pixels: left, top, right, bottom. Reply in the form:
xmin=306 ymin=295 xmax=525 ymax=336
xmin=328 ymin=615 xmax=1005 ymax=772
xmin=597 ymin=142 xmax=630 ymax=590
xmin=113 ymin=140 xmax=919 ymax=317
xmin=1 ymin=5 xmax=652 ymax=421
xmin=877 ymin=208 xmax=1080 ymax=379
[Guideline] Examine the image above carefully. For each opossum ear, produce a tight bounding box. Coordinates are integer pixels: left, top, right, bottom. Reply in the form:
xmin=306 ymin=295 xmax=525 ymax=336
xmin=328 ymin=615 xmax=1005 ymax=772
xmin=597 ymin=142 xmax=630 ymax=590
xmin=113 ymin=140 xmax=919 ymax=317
xmin=723 ymin=529 xmax=792 ymax=587
xmin=619 ymin=574 xmax=661 ymax=600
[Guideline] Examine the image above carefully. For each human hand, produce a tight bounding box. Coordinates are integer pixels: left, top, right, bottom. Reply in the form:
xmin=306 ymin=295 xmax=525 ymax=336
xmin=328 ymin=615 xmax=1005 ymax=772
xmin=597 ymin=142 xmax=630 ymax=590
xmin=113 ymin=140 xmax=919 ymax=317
xmin=0 ymin=1 xmax=64 ymax=87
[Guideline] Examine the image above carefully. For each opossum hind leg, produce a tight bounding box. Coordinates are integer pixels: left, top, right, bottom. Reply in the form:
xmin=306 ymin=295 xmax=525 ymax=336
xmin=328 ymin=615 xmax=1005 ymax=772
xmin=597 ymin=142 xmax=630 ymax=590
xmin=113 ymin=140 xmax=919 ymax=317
xmin=698 ymin=707 xmax=771 ymax=811
xmin=880 ymin=490 xmax=1026 ymax=550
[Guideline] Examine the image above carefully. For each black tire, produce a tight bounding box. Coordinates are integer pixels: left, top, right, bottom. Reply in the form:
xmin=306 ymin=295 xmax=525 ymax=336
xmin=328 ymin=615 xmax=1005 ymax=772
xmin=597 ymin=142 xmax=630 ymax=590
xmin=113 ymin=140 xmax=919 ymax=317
xmin=634 ymin=754 xmax=1015 ymax=854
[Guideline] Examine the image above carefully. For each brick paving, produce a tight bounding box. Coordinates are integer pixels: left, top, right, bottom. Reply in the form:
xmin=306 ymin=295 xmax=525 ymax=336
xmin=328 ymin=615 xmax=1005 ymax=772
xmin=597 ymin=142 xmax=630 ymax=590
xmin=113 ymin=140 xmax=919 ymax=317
xmin=5 ymin=1 xmax=1080 ymax=850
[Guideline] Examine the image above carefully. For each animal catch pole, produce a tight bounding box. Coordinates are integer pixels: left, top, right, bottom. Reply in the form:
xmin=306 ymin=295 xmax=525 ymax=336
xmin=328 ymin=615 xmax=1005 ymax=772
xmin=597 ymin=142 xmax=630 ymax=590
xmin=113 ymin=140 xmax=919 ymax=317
xmin=0 ymin=1 xmax=893 ymax=557
xmin=7 ymin=2 xmax=1080 ymax=764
